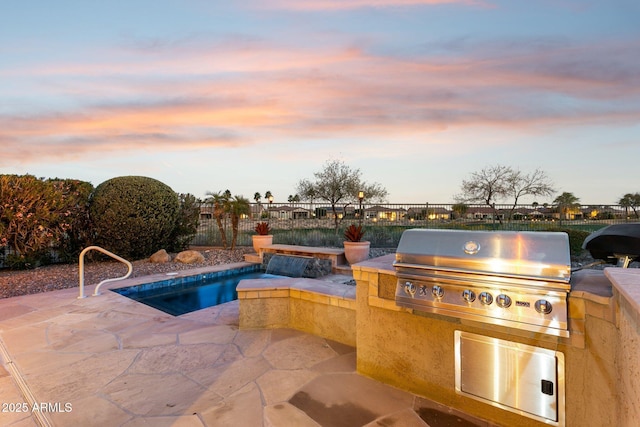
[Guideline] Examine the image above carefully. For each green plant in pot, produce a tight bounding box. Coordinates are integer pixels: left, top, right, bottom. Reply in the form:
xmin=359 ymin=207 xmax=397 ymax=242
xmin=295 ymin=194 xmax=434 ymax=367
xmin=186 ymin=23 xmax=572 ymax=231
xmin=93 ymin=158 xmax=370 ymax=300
xmin=252 ymin=221 xmax=273 ymax=254
xmin=343 ymin=224 xmax=370 ymax=265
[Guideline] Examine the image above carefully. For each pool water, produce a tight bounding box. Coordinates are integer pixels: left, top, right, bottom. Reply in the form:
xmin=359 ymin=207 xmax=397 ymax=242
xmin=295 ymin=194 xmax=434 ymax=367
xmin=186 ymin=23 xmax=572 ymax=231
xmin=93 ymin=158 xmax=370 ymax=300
xmin=113 ymin=270 xmax=284 ymax=316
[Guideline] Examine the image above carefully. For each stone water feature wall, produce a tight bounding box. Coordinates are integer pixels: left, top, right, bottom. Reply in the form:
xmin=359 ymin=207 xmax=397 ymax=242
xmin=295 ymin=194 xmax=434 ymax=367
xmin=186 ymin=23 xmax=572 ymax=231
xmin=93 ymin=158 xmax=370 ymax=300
xmin=261 ymin=252 xmax=333 ymax=278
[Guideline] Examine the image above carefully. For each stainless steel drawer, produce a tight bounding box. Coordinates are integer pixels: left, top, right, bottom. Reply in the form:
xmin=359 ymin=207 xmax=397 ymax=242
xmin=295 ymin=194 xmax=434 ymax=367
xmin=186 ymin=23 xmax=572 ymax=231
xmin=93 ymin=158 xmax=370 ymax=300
xmin=455 ymin=331 xmax=565 ymax=426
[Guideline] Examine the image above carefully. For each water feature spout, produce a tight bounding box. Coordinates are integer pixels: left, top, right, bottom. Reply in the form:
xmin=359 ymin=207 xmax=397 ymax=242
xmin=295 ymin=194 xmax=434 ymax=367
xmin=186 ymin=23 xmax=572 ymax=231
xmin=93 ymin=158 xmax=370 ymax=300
xmin=265 ymin=254 xmax=311 ymax=277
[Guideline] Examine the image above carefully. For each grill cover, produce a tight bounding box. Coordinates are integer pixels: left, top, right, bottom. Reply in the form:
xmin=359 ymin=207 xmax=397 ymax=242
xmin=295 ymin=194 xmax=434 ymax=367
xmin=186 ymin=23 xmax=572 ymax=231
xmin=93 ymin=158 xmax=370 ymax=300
xmin=582 ymin=223 xmax=640 ymax=263
xmin=394 ymin=229 xmax=571 ymax=283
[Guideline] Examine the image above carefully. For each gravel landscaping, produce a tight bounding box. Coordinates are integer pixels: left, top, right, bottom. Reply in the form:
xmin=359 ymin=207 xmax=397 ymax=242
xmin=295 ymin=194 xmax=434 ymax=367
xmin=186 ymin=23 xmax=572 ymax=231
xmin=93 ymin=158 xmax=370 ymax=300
xmin=0 ymin=247 xmax=254 ymax=299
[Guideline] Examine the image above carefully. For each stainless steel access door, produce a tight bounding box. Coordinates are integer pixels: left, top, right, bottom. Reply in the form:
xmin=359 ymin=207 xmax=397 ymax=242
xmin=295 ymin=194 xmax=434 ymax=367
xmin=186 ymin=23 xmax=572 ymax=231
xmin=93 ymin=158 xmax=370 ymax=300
xmin=454 ymin=331 xmax=565 ymax=426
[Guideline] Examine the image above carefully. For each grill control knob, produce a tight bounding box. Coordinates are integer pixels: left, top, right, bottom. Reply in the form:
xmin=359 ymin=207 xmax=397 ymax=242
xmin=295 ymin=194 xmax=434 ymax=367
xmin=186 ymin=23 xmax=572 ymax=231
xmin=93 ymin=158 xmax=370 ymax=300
xmin=535 ymin=299 xmax=553 ymax=314
xmin=432 ymin=285 xmax=445 ymax=299
xmin=496 ymin=294 xmax=512 ymax=308
xmin=404 ymin=281 xmax=416 ymax=296
xmin=462 ymin=290 xmax=476 ymax=303
xmin=479 ymin=292 xmax=493 ymax=305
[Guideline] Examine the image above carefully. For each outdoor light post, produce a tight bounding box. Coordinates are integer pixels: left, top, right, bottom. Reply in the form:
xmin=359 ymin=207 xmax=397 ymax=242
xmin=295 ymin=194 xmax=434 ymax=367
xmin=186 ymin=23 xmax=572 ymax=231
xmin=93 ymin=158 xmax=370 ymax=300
xmin=268 ymin=195 xmax=274 ymax=224
xmin=358 ymin=191 xmax=365 ymax=226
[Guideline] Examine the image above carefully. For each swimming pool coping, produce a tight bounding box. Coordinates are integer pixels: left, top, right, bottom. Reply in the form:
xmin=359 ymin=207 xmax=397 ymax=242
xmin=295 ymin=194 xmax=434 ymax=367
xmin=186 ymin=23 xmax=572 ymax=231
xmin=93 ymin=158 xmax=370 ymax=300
xmin=103 ymin=261 xmax=259 ymax=292
xmin=111 ymin=263 xmax=262 ymax=296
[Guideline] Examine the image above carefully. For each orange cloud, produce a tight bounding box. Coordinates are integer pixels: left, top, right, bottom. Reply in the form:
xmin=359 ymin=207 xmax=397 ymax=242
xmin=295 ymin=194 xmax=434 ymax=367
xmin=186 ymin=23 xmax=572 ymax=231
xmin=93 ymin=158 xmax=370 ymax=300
xmin=1 ymin=35 xmax=638 ymax=166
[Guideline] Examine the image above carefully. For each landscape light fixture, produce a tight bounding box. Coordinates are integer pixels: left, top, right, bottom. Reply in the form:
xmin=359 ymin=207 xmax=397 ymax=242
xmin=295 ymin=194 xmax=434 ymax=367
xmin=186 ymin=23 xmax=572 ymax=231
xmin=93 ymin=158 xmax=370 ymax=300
xmin=358 ymin=191 xmax=364 ymax=226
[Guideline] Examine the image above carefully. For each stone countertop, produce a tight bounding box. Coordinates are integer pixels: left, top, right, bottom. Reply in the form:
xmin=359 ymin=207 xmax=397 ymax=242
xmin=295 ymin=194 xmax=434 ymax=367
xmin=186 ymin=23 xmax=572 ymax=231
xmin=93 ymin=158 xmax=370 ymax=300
xmin=569 ymin=269 xmax=613 ymax=305
xmin=352 ymin=254 xmax=396 ymax=273
xmin=605 ymin=267 xmax=640 ymax=314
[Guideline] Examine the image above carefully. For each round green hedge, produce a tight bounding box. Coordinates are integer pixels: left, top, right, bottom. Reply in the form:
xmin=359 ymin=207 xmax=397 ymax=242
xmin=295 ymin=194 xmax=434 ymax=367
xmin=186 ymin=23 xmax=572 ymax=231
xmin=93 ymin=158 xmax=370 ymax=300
xmin=89 ymin=176 xmax=179 ymax=259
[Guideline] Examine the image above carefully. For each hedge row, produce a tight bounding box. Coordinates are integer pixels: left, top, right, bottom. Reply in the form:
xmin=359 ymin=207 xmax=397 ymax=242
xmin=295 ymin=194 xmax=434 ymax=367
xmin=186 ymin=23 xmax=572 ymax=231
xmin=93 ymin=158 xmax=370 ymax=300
xmin=0 ymin=175 xmax=199 ymax=269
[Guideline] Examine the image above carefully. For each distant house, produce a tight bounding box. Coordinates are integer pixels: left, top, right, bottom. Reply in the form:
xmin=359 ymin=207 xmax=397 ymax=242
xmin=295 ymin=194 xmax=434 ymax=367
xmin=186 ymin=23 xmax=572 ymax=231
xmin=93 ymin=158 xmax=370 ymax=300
xmin=406 ymin=207 xmax=451 ymax=220
xmin=581 ymin=206 xmax=625 ymax=220
xmin=250 ymin=203 xmax=266 ymax=219
xmin=365 ymin=205 xmax=406 ymax=221
xmin=268 ymin=205 xmax=312 ymax=219
xmin=428 ymin=207 xmax=452 ymax=220
xmin=199 ymin=206 xmax=215 ymax=220
xmin=465 ymin=207 xmax=504 ymax=221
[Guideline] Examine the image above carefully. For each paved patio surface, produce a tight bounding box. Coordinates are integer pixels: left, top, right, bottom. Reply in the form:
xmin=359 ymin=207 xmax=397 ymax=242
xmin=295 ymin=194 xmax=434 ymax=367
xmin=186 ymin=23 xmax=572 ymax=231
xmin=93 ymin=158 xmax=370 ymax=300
xmin=0 ymin=273 xmax=488 ymax=427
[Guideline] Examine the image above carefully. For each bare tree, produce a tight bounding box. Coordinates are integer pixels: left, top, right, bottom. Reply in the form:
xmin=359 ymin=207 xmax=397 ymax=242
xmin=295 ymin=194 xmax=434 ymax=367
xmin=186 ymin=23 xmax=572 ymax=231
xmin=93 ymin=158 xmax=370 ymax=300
xmin=504 ymin=168 xmax=555 ymax=221
xmin=458 ymin=165 xmax=512 ymax=224
xmin=459 ymin=165 xmax=555 ymax=224
xmin=296 ymin=159 xmax=387 ymax=230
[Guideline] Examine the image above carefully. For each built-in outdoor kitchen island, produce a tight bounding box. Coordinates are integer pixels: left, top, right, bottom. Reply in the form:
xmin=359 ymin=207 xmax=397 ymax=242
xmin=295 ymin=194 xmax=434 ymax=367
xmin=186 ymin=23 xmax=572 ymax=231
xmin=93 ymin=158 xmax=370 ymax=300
xmin=238 ymin=226 xmax=640 ymax=426
xmin=352 ymin=229 xmax=640 ymax=426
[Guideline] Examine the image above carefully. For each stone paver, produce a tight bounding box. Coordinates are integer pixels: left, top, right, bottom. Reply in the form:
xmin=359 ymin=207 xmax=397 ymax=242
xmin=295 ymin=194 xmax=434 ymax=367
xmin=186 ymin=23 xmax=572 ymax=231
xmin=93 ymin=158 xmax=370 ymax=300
xmin=0 ymin=273 xmax=487 ymax=427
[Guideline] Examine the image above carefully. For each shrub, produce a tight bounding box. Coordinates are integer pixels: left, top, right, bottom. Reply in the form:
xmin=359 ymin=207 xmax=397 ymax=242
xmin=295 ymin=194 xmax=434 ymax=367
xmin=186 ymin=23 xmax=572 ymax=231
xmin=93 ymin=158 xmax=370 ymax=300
xmin=0 ymin=174 xmax=93 ymax=269
xmin=89 ymin=176 xmax=179 ymax=259
xmin=559 ymin=228 xmax=591 ymax=257
xmin=51 ymin=178 xmax=94 ymax=262
xmin=167 ymin=193 xmax=201 ymax=252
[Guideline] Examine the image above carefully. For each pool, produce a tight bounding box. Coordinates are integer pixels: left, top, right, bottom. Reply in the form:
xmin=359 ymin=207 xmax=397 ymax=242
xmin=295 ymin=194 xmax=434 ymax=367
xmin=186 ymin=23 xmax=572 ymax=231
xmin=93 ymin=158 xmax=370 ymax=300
xmin=112 ymin=266 xmax=285 ymax=316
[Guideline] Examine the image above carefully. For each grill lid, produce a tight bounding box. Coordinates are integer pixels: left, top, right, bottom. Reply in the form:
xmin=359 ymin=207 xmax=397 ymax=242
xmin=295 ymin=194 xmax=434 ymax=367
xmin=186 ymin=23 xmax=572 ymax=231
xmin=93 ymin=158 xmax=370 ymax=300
xmin=394 ymin=229 xmax=571 ymax=283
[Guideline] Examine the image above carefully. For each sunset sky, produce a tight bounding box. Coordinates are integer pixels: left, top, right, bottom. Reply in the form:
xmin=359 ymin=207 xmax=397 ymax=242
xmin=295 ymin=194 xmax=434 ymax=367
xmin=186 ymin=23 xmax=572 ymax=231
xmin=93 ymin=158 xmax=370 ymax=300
xmin=2 ymin=0 xmax=639 ymax=204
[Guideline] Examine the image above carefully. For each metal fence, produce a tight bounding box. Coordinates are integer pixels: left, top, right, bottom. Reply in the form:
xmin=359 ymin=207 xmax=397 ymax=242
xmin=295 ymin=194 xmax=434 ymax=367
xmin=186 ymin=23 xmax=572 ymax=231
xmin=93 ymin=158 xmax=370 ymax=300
xmin=192 ymin=202 xmax=637 ymax=249
xmin=1 ymin=202 xmax=635 ymax=268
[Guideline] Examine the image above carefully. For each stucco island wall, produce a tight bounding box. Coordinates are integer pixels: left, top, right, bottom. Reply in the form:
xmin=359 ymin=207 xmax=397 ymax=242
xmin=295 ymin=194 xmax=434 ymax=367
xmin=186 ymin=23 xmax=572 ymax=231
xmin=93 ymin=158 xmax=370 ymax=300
xmin=238 ymin=277 xmax=356 ymax=347
xmin=352 ymin=255 xmax=638 ymax=427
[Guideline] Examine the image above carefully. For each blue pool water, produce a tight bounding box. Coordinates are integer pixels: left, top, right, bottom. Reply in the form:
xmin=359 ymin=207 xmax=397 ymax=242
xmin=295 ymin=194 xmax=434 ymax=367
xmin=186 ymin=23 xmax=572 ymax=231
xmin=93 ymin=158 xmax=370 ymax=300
xmin=113 ymin=267 xmax=284 ymax=316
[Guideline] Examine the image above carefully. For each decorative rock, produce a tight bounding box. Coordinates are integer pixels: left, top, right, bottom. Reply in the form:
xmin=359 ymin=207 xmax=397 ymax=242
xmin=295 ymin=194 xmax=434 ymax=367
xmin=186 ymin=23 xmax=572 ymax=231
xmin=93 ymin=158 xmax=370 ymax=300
xmin=149 ymin=249 xmax=171 ymax=263
xmin=175 ymin=250 xmax=205 ymax=264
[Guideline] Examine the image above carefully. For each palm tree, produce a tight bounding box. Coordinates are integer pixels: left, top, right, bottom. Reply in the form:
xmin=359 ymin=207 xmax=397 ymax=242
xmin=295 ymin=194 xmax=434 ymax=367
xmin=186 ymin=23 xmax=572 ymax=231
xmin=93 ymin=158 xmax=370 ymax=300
xmin=228 ymin=195 xmax=251 ymax=249
xmin=253 ymin=192 xmax=262 ymax=219
xmin=619 ymin=193 xmax=640 ymax=219
xmin=205 ymin=191 xmax=230 ymax=249
xmin=552 ymin=192 xmax=581 ymax=221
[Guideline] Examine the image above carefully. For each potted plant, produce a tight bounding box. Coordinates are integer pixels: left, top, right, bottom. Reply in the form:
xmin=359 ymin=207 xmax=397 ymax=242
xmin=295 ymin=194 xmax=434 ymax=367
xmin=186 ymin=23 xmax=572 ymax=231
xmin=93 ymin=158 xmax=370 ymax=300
xmin=343 ymin=224 xmax=370 ymax=265
xmin=252 ymin=221 xmax=273 ymax=254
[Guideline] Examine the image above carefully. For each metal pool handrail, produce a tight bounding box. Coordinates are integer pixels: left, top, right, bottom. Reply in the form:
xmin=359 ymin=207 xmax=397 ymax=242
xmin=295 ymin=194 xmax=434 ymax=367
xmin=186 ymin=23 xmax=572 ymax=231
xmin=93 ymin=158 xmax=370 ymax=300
xmin=78 ymin=246 xmax=133 ymax=299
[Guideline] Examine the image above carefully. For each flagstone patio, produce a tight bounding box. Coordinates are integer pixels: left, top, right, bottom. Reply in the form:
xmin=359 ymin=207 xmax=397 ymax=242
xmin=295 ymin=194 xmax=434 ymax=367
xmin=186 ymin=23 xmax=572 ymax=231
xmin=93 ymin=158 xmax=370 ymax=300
xmin=0 ymin=270 xmax=489 ymax=427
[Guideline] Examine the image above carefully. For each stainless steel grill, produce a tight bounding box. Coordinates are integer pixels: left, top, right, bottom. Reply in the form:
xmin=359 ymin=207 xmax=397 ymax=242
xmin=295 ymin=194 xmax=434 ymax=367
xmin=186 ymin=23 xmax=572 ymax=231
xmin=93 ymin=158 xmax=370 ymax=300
xmin=394 ymin=229 xmax=571 ymax=337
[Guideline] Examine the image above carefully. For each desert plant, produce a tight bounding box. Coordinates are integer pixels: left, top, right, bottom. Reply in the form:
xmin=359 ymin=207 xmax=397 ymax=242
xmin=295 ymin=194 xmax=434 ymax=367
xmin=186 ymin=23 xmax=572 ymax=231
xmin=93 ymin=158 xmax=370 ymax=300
xmin=204 ymin=190 xmax=231 ymax=249
xmin=228 ymin=195 xmax=251 ymax=249
xmin=344 ymin=224 xmax=365 ymax=242
xmin=0 ymin=175 xmax=93 ymax=268
xmin=89 ymin=176 xmax=179 ymax=259
xmin=254 ymin=222 xmax=271 ymax=235
xmin=167 ymin=193 xmax=201 ymax=252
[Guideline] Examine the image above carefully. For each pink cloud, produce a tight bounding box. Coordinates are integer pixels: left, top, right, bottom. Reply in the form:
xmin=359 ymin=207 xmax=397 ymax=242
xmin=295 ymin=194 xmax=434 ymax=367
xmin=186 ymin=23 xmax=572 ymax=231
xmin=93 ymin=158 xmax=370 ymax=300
xmin=251 ymin=0 xmax=488 ymax=11
xmin=1 ymin=35 xmax=638 ymax=166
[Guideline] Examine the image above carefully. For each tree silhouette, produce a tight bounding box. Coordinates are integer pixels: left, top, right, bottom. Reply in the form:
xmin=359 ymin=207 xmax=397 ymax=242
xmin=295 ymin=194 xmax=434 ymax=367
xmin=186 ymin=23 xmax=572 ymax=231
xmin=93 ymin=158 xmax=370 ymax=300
xmin=296 ymin=159 xmax=387 ymax=230
xmin=619 ymin=193 xmax=640 ymax=219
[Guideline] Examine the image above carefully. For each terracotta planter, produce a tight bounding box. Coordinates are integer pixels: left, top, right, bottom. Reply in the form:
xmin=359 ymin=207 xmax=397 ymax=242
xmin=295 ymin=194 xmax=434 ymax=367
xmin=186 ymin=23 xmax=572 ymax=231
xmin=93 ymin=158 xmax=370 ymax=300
xmin=344 ymin=241 xmax=370 ymax=265
xmin=252 ymin=234 xmax=273 ymax=254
